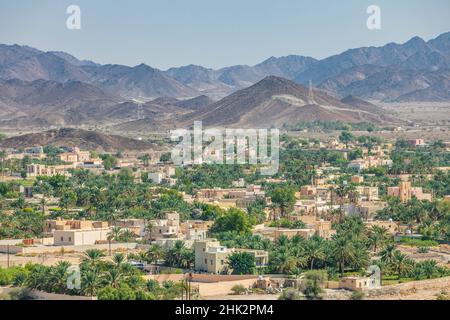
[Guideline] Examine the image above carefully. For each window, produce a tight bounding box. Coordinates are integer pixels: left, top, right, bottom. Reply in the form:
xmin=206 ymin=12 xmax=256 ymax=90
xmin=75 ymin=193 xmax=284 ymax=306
xmin=61 ymin=237 xmax=64 ymax=242
xmin=210 ymin=260 xmax=213 ymax=265
xmin=204 ymin=259 xmax=207 ymax=264
xmin=220 ymin=260 xmax=224 ymax=265
xmin=69 ymin=237 xmax=72 ymax=242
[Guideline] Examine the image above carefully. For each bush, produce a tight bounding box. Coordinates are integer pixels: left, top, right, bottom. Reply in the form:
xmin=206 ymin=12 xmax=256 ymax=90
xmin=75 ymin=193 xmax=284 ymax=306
xmin=97 ymin=286 xmax=120 ymax=300
xmin=0 ymin=288 xmax=30 ymax=300
xmin=0 ymin=267 xmax=26 ymax=286
xmin=399 ymin=238 xmax=438 ymax=248
xmin=436 ymin=291 xmax=448 ymax=301
xmin=302 ymin=270 xmax=328 ymax=300
xmin=230 ymin=284 xmax=246 ymax=295
xmin=417 ymin=247 xmax=429 ymax=254
xmin=227 ymin=252 xmax=256 ymax=275
xmin=350 ymin=291 xmax=365 ymax=300
xmin=278 ymin=288 xmax=302 ymax=300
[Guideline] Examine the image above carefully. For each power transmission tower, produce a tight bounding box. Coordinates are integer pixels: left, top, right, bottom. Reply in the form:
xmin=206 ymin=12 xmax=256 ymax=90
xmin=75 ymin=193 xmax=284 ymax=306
xmin=308 ymin=80 xmax=316 ymax=104
xmin=137 ymin=103 xmax=144 ymax=120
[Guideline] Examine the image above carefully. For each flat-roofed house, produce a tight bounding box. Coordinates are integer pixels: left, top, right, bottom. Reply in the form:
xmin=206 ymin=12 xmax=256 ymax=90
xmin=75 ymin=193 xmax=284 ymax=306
xmin=53 ymin=228 xmax=110 ymax=246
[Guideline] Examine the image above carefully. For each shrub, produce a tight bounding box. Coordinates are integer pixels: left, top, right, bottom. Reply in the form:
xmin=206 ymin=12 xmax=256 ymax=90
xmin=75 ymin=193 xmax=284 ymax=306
xmin=399 ymin=238 xmax=438 ymax=247
xmin=417 ymin=247 xmax=429 ymax=254
xmin=436 ymin=291 xmax=448 ymax=301
xmin=230 ymin=284 xmax=246 ymax=295
xmin=302 ymin=270 xmax=328 ymax=300
xmin=0 ymin=267 xmax=26 ymax=286
xmin=350 ymin=291 xmax=365 ymax=300
xmin=278 ymin=288 xmax=302 ymax=300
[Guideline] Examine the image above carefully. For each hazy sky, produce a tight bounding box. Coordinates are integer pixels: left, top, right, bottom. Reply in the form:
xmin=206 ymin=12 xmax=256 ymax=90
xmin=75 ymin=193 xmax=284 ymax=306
xmin=1 ymin=0 xmax=449 ymax=69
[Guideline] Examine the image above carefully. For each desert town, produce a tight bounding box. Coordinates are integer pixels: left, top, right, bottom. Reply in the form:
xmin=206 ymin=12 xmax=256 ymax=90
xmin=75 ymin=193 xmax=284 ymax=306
xmin=0 ymin=131 xmax=449 ymax=300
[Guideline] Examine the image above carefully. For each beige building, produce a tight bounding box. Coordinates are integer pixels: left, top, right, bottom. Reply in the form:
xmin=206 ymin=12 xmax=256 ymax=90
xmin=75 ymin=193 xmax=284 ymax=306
xmin=351 ymin=175 xmax=364 ymax=184
xmin=355 ymin=186 xmax=379 ymax=201
xmin=58 ymin=148 xmax=93 ymax=164
xmin=194 ymin=239 xmax=269 ymax=274
xmin=45 ymin=219 xmax=108 ymax=233
xmin=27 ymin=164 xmax=76 ymax=177
xmin=388 ymin=181 xmax=432 ymax=202
xmin=149 ymin=212 xmax=181 ymax=240
xmin=194 ymin=239 xmax=233 ymax=274
xmin=53 ymin=228 xmax=110 ymax=246
xmin=180 ymin=220 xmax=211 ymax=241
xmin=339 ymin=277 xmax=371 ymax=291
xmin=365 ymin=220 xmax=399 ymax=235
xmin=274 ymin=228 xmax=316 ymax=241
xmin=115 ymin=219 xmax=146 ymax=237
xmin=345 ymin=201 xmax=387 ymax=221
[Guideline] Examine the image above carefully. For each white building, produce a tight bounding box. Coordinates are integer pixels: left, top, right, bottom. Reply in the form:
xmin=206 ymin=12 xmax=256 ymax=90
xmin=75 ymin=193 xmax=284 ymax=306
xmin=53 ymin=228 xmax=111 ymax=246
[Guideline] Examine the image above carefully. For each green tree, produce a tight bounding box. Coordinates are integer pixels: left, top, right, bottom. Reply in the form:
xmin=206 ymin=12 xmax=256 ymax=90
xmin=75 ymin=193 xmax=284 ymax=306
xmin=146 ymin=244 xmax=164 ymax=266
xmin=339 ymin=131 xmax=355 ymax=149
xmin=302 ymin=270 xmax=327 ymax=300
xmin=227 ymin=252 xmax=256 ymax=275
xmin=270 ymin=186 xmax=296 ymax=218
xmin=82 ymin=249 xmax=105 ymax=268
xmin=367 ymin=225 xmax=390 ymax=253
xmin=211 ymin=208 xmax=253 ymax=235
xmin=101 ymin=154 xmax=117 ymax=171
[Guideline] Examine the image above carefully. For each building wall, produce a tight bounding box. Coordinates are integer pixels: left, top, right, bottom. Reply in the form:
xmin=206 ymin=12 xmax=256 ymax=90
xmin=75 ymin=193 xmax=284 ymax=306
xmin=54 ymin=229 xmax=110 ymax=246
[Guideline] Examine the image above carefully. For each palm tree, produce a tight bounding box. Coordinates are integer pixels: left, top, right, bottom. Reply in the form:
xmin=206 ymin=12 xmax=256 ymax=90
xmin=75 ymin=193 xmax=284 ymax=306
xmin=82 ymin=249 xmax=105 ymax=268
xmin=180 ymin=249 xmax=195 ymax=269
xmin=166 ymin=241 xmax=185 ymax=268
xmin=368 ymin=225 xmax=390 ymax=253
xmin=51 ymin=261 xmax=72 ymax=294
xmin=140 ymin=154 xmax=151 ymax=168
xmin=391 ymin=251 xmax=413 ymax=279
xmin=112 ymin=252 xmax=126 ymax=269
xmin=81 ymin=270 xmax=102 ymax=297
xmin=271 ymin=248 xmax=298 ymax=275
xmin=134 ymin=251 xmax=148 ymax=264
xmin=103 ymin=268 xmax=122 ymax=289
xmin=421 ymin=260 xmax=438 ymax=279
xmin=304 ymin=239 xmax=326 ymax=270
xmin=0 ymin=150 xmax=6 ymax=176
xmin=144 ymin=220 xmax=154 ymax=241
xmin=108 ymin=226 xmax=123 ymax=240
xmin=380 ymin=244 xmax=396 ymax=265
xmin=146 ymin=244 xmax=164 ymax=267
xmin=330 ymin=235 xmax=356 ymax=275
xmin=121 ymin=229 xmax=136 ymax=258
xmin=40 ymin=197 xmax=47 ymax=215
xmin=107 ymin=226 xmax=123 ymax=256
xmin=25 ymin=265 xmax=51 ymax=291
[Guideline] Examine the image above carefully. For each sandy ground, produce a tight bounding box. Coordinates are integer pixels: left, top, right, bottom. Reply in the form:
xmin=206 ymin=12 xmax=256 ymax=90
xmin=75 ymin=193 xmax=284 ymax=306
xmin=202 ymin=287 xmax=449 ymax=301
xmin=381 ymin=102 xmax=450 ymax=124
xmin=365 ymin=288 xmax=448 ymax=300
xmin=202 ymin=294 xmax=279 ymax=300
xmin=0 ymin=252 xmax=83 ymax=268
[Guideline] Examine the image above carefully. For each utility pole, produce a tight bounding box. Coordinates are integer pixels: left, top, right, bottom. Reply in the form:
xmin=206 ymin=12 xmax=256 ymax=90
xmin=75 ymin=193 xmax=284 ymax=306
xmin=188 ymin=273 xmax=193 ymax=300
xmin=180 ymin=278 xmax=184 ymax=300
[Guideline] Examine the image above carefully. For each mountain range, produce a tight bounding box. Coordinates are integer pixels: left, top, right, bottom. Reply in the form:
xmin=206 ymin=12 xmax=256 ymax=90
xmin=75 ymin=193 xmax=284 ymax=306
xmin=176 ymin=76 xmax=396 ymax=128
xmin=1 ymin=32 xmax=449 ymax=102
xmin=0 ymin=32 xmax=449 ymax=130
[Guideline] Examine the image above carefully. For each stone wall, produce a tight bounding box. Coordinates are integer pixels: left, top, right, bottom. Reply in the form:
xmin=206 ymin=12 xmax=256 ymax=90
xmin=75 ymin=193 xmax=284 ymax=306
xmin=367 ymin=276 xmax=450 ymax=298
xmin=197 ymin=279 xmax=258 ymax=297
xmin=28 ymin=289 xmax=97 ymax=300
xmin=0 ymin=242 xmax=137 ymax=255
